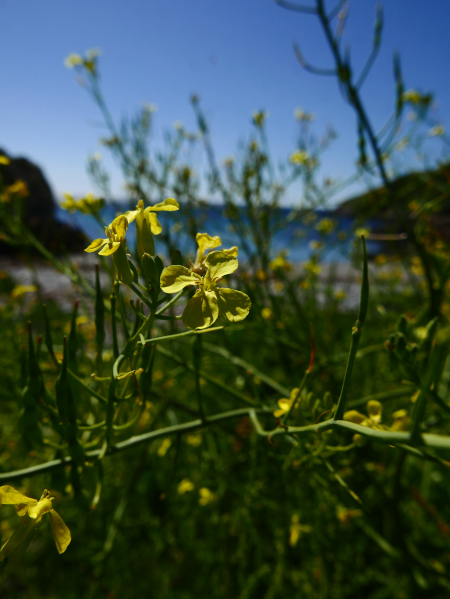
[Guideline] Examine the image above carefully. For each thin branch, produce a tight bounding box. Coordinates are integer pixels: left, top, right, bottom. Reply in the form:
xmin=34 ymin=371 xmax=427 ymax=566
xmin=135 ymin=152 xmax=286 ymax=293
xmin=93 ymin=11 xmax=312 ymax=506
xmin=356 ymin=46 xmax=380 ymax=90
xmin=293 ymin=44 xmax=337 ymax=76
xmin=327 ymin=0 xmax=347 ymax=21
xmin=274 ymin=0 xmax=317 ymax=14
xmin=0 ymin=407 xmax=271 ymax=483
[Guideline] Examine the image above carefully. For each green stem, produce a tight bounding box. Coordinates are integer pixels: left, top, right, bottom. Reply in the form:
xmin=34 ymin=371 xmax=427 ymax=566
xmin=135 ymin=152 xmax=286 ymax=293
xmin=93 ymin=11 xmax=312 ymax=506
xmin=67 ymin=369 xmax=108 ymax=404
xmin=129 ymin=283 xmax=152 ymax=309
xmin=157 ymin=345 xmax=256 ymax=407
xmin=0 ymin=407 xmax=271 ymax=482
xmin=201 ymin=342 xmax=291 ymax=397
xmin=138 ymin=326 xmax=224 ymax=346
xmin=193 ymin=335 xmax=205 ymax=421
xmin=156 ymin=289 xmax=185 ymax=315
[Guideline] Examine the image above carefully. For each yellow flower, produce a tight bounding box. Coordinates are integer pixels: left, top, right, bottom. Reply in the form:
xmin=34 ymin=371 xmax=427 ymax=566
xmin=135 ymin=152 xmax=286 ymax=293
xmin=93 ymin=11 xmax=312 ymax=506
xmin=261 ymin=307 xmax=273 ymax=320
xmin=160 ymin=250 xmax=251 ymax=330
xmin=177 ymin=479 xmax=194 ymax=494
xmin=186 ymin=433 xmax=202 ymax=447
xmin=429 ymin=125 xmax=445 ymax=137
xmin=344 ymin=400 xmax=383 ymax=428
xmin=354 ymin=227 xmax=370 ymax=239
xmin=61 ymin=192 xmax=104 ymax=215
xmin=344 ymin=400 xmax=384 ymax=444
xmin=402 ymin=89 xmax=422 ymax=105
xmin=374 ymin=254 xmax=388 ymax=266
xmin=157 ymin=438 xmax=172 ymax=457
xmin=1 ymin=180 xmax=29 ymax=203
xmin=64 ymin=53 xmax=83 ymax=68
xmin=289 ymin=515 xmax=312 ymax=547
xmin=85 ymin=214 xmax=128 ymax=257
xmin=334 ymin=290 xmax=346 ymax=301
xmin=85 ymin=214 xmax=133 ymax=284
xmin=304 ymin=261 xmax=322 ymax=276
xmin=294 ymin=108 xmax=315 ymax=122
xmin=11 ymin=285 xmax=37 ymax=300
xmin=0 ymin=487 xmax=71 ymax=565
xmin=273 ymin=388 xmax=300 ymax=418
xmin=290 ymin=150 xmax=310 ymax=166
xmin=269 ymin=252 xmax=292 ymax=272
xmin=390 ymin=409 xmax=411 ymax=432
xmin=65 ymin=48 xmax=101 ymax=73
xmin=198 ymin=488 xmax=215 ymax=506
xmin=125 ymin=198 xmax=179 ymax=256
xmin=191 ymin=232 xmax=238 ymax=273
xmin=309 ymin=240 xmax=324 ymax=251
xmin=222 ymin=156 xmax=235 ymax=168
xmin=0 ymin=156 xmax=10 ymax=165
xmin=336 ymin=505 xmax=362 ymax=524
xmin=252 ymin=110 xmax=269 ymax=127
xmin=316 ymin=218 xmax=337 ymax=235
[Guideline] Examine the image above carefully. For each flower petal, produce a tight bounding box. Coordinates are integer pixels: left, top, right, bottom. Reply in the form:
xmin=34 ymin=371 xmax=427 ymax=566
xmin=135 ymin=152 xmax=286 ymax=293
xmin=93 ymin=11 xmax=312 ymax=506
xmin=217 ymin=288 xmax=251 ymax=323
xmin=125 ymin=208 xmax=140 ymax=224
xmin=148 ymin=197 xmax=179 ymax=212
xmin=367 ymin=400 xmax=383 ymax=424
xmin=273 ymin=398 xmax=292 ymax=418
xmin=343 ymin=410 xmax=366 ymax=425
xmin=148 ymin=212 xmax=162 ymax=235
xmin=98 ymin=241 xmax=121 ymax=256
xmin=0 ymin=486 xmax=35 ymax=509
xmin=125 ymin=199 xmax=144 ymax=224
xmin=196 ymin=232 xmax=222 ymax=254
xmin=205 ymin=251 xmax=238 ymax=281
xmin=48 ymin=509 xmax=71 ymax=554
xmin=110 ymin=215 xmax=128 ymax=239
xmin=221 ymin=246 xmax=238 ymax=257
xmin=85 ymin=238 xmax=107 ymax=253
xmin=160 ymin=266 xmax=202 ymax=293
xmin=182 ymin=290 xmax=219 ymax=330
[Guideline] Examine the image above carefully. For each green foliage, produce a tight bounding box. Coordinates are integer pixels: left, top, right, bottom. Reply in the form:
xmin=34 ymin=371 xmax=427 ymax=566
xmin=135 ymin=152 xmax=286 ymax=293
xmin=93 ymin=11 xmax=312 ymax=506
xmin=1 ymin=2 xmax=450 ymax=597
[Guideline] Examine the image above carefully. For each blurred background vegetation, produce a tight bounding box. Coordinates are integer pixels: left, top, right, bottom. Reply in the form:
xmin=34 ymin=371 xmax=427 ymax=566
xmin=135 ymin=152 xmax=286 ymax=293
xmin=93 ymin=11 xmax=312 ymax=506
xmin=1 ymin=1 xmax=450 ymax=597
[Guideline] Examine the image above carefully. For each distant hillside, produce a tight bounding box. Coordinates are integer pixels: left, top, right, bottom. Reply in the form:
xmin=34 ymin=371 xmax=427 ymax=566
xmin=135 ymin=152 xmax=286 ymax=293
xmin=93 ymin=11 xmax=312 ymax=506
xmin=334 ymin=163 xmax=450 ymax=220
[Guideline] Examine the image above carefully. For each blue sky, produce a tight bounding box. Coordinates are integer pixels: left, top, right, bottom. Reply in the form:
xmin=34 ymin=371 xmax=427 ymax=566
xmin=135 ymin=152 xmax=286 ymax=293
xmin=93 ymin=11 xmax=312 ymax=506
xmin=0 ymin=0 xmax=448 ymax=205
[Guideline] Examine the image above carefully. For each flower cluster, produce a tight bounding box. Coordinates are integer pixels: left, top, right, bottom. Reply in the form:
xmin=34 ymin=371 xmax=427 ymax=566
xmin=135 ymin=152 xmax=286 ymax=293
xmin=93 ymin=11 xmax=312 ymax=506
xmin=344 ymin=400 xmax=411 ymax=445
xmin=82 ymin=198 xmax=251 ymax=330
xmin=61 ymin=192 xmax=105 ymax=215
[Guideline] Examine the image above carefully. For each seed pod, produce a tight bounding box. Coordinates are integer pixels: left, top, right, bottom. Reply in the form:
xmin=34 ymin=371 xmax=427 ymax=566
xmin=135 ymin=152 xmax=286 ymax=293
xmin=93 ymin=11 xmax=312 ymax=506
xmin=20 ymin=323 xmax=44 ymax=448
xmin=55 ymin=338 xmax=84 ymax=466
xmin=42 ymin=304 xmax=55 ymax=363
xmin=67 ymin=300 xmax=80 ymax=368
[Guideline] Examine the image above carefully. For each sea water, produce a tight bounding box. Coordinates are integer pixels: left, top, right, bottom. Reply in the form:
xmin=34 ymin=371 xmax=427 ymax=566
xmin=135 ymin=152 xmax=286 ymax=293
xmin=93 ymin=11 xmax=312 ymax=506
xmin=55 ymin=203 xmax=383 ymax=263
